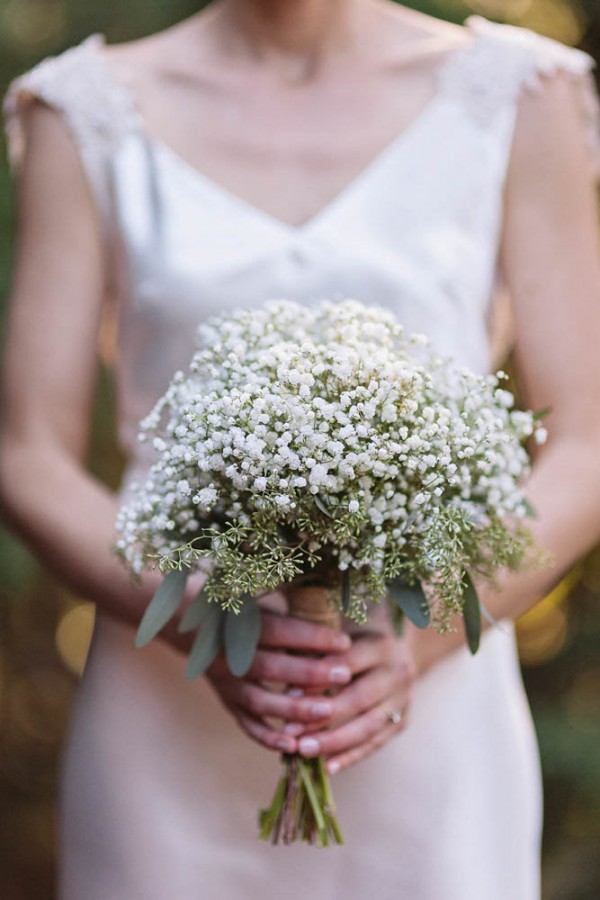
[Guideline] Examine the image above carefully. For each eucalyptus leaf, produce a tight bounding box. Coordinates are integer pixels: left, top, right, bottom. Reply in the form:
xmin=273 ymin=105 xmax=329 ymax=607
xmin=178 ymin=583 xmax=212 ymax=633
xmin=341 ymin=570 xmax=351 ymax=613
xmin=224 ymin=598 xmax=262 ymax=677
xmin=522 ymin=498 xmax=537 ymax=519
xmin=314 ymin=495 xmax=334 ymax=519
xmin=387 ymin=577 xmax=430 ymax=629
xmin=225 ymin=596 xmax=261 ymax=677
xmin=135 ymin=569 xmax=188 ymax=649
xmin=186 ymin=603 xmax=225 ymax=679
xmin=462 ymin=571 xmax=481 ymax=655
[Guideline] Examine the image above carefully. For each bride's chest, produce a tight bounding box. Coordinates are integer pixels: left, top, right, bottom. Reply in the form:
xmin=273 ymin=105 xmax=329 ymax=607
xmin=111 ymin=104 xmax=511 ymax=384
xmin=112 ymin=96 xmax=509 ymax=283
xmin=126 ymin=58 xmax=447 ymax=229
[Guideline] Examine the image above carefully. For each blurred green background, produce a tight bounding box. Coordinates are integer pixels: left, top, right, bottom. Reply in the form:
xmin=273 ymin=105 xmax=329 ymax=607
xmin=1 ymin=0 xmax=599 ymax=897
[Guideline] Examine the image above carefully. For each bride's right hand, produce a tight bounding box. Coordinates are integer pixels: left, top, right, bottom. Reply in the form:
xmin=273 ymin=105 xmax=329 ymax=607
xmin=204 ymin=608 xmax=352 ymax=754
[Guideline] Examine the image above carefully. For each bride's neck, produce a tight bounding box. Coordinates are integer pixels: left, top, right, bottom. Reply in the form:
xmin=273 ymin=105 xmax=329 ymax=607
xmin=210 ymin=0 xmax=373 ymax=72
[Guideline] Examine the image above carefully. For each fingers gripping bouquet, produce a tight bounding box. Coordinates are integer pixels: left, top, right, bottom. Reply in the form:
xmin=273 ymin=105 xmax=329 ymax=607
xmin=114 ymin=299 xmax=544 ymax=846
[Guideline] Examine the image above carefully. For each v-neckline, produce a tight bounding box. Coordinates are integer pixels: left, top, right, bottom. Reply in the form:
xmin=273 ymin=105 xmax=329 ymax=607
xmin=86 ymin=20 xmax=482 ymax=236
xmin=148 ymin=93 xmax=447 ymax=237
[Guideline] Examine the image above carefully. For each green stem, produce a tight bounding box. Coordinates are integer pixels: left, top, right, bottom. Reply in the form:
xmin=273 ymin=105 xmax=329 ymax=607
xmin=259 ymin=753 xmax=344 ymax=847
xmin=316 ymin=757 xmax=344 ymax=845
xmin=298 ymin=758 xmax=328 ymax=846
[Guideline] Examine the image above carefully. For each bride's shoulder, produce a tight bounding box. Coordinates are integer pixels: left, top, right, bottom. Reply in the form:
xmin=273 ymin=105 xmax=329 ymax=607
xmin=463 ymin=15 xmax=596 ymax=83
xmin=463 ymin=16 xmax=600 ymax=176
xmin=1 ymin=18 xmax=186 ymax=128
xmin=3 ymin=33 xmax=106 ymax=113
xmin=2 ymin=31 xmax=141 ymax=173
xmin=378 ymin=8 xmax=596 ymax=112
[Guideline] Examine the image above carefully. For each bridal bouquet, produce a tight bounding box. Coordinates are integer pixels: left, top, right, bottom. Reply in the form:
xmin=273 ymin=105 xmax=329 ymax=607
xmin=114 ymin=298 xmax=544 ymax=846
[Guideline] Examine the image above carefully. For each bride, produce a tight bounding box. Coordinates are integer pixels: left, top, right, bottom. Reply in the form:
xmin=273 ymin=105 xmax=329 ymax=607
xmin=3 ymin=1 xmax=600 ymax=897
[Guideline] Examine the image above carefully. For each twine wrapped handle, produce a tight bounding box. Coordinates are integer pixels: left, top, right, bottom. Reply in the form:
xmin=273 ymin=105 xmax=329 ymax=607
xmin=285 ymin=585 xmax=342 ymax=632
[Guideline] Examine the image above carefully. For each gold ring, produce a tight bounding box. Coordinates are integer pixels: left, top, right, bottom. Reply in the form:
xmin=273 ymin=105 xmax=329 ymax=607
xmin=385 ymin=708 xmax=402 ymax=726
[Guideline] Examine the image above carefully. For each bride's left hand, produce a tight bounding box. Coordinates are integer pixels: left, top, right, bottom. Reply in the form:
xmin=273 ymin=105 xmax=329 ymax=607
xmin=288 ymin=620 xmax=416 ymax=775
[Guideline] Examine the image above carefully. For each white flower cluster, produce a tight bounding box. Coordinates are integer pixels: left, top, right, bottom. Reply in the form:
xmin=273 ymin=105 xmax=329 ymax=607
xmin=115 ymin=300 xmax=542 ymax=619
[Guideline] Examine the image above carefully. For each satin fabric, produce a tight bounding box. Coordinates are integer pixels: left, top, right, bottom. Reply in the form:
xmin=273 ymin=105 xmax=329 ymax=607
xmin=6 ymin=14 xmax=599 ymax=898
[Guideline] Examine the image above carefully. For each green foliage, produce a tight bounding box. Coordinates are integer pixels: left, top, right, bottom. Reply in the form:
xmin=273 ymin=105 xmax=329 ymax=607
xmin=259 ymin=754 xmax=344 ymax=846
xmin=224 ymin=597 xmax=261 ymax=677
xmin=134 ymin=568 xmax=188 ymax=647
xmin=461 ymin=571 xmax=481 ymax=654
xmin=177 ymin=582 xmax=213 ymax=633
xmin=387 ymin=578 xmax=430 ymax=628
xmin=186 ymin=601 xmax=224 ymax=679
xmin=149 ymin=490 xmax=534 ymax=655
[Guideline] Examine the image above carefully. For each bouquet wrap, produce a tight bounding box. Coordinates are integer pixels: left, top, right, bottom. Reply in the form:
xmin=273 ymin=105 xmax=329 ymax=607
xmin=285 ymin=585 xmax=341 ymax=631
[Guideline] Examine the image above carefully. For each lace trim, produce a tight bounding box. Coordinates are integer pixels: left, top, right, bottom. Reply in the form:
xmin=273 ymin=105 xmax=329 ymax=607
xmin=448 ymin=15 xmax=600 ymax=175
xmin=4 ymin=17 xmax=600 ymax=192
xmin=2 ymin=34 xmax=139 ymax=221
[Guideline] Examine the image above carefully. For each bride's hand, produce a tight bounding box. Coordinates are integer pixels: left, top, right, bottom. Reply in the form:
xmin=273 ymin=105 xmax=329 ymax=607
xmin=204 ymin=608 xmax=353 ymax=754
xmin=288 ymin=621 xmax=416 ymax=775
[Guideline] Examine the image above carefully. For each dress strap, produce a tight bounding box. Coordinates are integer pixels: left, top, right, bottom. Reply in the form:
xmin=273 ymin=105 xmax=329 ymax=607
xmin=442 ymin=15 xmax=600 ymax=176
xmin=2 ymin=34 xmax=139 ymax=227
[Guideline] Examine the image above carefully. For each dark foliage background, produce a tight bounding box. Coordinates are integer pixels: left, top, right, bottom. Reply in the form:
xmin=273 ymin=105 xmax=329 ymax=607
xmin=0 ymin=0 xmax=599 ymax=896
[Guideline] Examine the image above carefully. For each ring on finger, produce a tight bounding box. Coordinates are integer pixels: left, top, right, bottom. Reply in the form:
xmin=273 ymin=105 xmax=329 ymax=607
xmin=383 ymin=707 xmax=402 ymax=726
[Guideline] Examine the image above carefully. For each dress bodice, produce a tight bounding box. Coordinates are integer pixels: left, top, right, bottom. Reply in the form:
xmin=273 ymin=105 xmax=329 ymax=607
xmin=4 ymin=15 xmax=600 ymax=462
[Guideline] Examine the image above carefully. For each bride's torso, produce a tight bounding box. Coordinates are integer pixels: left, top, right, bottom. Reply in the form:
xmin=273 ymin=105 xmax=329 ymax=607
xmin=102 ymin=14 xmax=526 ymax=460
xmin=4 ymin=13 xmax=598 ymax=469
xmin=5 ymin=16 xmax=599 ymax=898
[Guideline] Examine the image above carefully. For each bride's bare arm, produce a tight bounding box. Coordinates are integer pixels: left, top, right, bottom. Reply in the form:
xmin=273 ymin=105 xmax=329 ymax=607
xmin=292 ymin=69 xmax=600 ymax=773
xmin=0 ymin=102 xmax=150 ymax=620
xmin=403 ymin=68 xmax=600 ymax=676
xmin=0 ymin=102 xmax=352 ymax=753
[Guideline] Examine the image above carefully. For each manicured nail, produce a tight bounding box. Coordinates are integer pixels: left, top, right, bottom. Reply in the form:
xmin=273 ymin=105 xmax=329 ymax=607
xmin=329 ymin=666 xmax=351 ymax=684
xmin=311 ymin=701 xmax=333 ymax=717
xmin=287 ymin=687 xmax=304 ymax=698
xmin=334 ymin=633 xmax=351 ymax=650
xmin=298 ymin=737 xmax=320 ymax=757
xmin=276 ymin=737 xmax=295 ymax=752
xmin=327 ymin=760 xmax=341 ymax=775
xmin=283 ymin=722 xmax=304 ymax=736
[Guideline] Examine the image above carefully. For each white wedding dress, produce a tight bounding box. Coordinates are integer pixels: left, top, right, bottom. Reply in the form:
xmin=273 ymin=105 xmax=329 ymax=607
xmin=4 ymin=15 xmax=600 ymax=900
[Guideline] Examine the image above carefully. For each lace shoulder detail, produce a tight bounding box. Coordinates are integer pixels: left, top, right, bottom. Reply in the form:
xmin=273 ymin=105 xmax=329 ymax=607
xmin=465 ymin=15 xmax=595 ymax=82
xmin=444 ymin=15 xmax=600 ymax=175
xmin=2 ymin=35 xmax=139 ymax=223
xmin=442 ymin=15 xmax=600 ymax=177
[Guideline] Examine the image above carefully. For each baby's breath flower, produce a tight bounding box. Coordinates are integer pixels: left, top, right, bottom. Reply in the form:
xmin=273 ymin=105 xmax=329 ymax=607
xmin=115 ymin=299 xmax=538 ymax=630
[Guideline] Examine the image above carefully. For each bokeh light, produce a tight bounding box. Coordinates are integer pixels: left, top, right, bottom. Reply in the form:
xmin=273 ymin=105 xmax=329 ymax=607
xmin=1 ymin=0 xmax=68 ymax=53
xmin=55 ymin=602 xmax=96 ymax=678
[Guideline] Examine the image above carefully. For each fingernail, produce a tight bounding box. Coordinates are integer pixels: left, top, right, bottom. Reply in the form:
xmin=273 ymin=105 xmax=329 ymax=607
xmin=276 ymin=737 xmax=295 ymax=752
xmin=329 ymin=666 xmax=351 ymax=684
xmin=298 ymin=737 xmax=320 ymax=757
xmin=311 ymin=701 xmax=333 ymax=717
xmin=334 ymin=634 xmax=351 ymax=650
xmin=287 ymin=687 xmax=304 ymax=698
xmin=283 ymin=722 xmax=304 ymax=736
xmin=327 ymin=760 xmax=341 ymax=775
